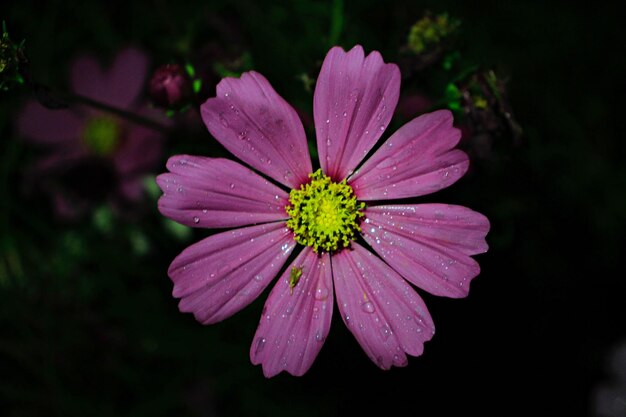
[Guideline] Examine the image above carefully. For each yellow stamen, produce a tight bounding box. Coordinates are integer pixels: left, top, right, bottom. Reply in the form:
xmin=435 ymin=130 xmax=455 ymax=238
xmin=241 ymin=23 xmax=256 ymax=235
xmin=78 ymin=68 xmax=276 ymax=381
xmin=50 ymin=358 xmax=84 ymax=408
xmin=286 ymin=169 xmax=365 ymax=253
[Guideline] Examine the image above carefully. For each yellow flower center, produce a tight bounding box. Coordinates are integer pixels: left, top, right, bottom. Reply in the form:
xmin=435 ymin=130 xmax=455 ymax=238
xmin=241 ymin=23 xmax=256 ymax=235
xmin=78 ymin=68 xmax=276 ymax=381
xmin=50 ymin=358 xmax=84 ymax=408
xmin=286 ymin=169 xmax=365 ymax=253
xmin=82 ymin=116 xmax=120 ymax=156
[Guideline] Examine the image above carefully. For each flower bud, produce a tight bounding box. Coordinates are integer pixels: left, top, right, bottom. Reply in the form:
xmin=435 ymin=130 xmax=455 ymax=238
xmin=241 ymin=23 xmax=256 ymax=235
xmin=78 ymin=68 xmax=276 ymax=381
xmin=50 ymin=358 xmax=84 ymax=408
xmin=149 ymin=64 xmax=192 ymax=109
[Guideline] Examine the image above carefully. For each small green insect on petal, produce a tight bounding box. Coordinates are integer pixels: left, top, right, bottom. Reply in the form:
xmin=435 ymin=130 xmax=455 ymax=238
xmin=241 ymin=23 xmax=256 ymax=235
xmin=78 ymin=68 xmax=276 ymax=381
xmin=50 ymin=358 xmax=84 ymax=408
xmin=289 ymin=267 xmax=303 ymax=294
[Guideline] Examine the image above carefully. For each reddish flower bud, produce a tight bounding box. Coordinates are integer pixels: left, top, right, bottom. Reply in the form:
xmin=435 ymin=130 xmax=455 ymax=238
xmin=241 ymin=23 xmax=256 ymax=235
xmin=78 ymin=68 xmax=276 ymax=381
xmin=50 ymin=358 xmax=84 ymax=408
xmin=149 ymin=64 xmax=192 ymax=109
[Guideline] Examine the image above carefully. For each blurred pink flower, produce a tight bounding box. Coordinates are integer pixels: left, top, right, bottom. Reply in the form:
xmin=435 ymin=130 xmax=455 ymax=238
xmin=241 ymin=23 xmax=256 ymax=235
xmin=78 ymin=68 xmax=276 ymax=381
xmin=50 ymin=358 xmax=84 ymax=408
xmin=17 ymin=47 xmax=164 ymax=218
xmin=158 ymin=45 xmax=489 ymax=377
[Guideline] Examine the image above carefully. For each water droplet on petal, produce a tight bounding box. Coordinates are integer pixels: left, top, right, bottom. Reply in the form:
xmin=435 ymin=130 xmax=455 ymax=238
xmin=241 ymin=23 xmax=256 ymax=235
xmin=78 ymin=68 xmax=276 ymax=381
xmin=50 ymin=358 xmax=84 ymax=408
xmin=193 ymin=216 xmax=200 ymax=224
xmin=219 ymin=113 xmax=229 ymax=127
xmin=229 ymin=183 xmax=235 ymax=189
xmin=393 ymin=354 xmax=407 ymax=366
xmin=380 ymin=325 xmax=391 ymax=341
xmin=361 ymin=301 xmax=375 ymax=313
xmin=342 ymin=111 xmax=347 ymax=117
xmin=315 ymin=330 xmax=324 ymax=342
xmin=314 ymin=286 xmax=329 ymax=300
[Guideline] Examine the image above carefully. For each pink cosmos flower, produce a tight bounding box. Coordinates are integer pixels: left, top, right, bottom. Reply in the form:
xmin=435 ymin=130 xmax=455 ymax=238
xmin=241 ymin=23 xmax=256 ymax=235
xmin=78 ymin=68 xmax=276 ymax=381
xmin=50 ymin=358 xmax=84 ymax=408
xmin=157 ymin=45 xmax=490 ymax=377
xmin=17 ymin=47 xmax=164 ymax=218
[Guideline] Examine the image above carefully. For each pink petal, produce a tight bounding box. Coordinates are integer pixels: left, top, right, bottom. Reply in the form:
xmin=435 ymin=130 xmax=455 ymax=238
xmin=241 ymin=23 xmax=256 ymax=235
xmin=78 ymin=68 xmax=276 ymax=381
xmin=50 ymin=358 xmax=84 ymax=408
xmin=71 ymin=48 xmax=148 ymax=108
xmin=332 ymin=243 xmax=435 ymax=370
xmin=16 ymin=101 xmax=83 ymax=146
xmin=200 ymin=71 xmax=312 ymax=188
xmin=70 ymin=54 xmax=109 ymax=104
xmin=113 ymin=125 xmax=164 ymax=177
xmin=361 ymin=204 xmax=489 ymax=298
xmin=106 ymin=48 xmax=149 ymax=108
xmin=349 ymin=110 xmax=469 ymax=200
xmin=157 ymin=155 xmax=290 ymax=229
xmin=171 ymin=222 xmax=296 ymax=324
xmin=314 ymin=45 xmax=400 ymax=181
xmin=250 ymin=247 xmax=333 ymax=377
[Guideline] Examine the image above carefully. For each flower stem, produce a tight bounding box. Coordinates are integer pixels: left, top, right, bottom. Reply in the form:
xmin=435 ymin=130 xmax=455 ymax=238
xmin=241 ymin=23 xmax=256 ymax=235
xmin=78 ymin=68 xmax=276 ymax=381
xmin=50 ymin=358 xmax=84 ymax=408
xmin=30 ymin=81 xmax=170 ymax=133
xmin=64 ymin=91 xmax=170 ymax=133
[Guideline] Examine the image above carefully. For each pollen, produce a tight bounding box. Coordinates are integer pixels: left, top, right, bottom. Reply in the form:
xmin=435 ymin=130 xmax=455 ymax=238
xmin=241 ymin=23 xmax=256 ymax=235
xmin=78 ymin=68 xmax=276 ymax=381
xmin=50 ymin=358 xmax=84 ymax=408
xmin=286 ymin=169 xmax=365 ymax=253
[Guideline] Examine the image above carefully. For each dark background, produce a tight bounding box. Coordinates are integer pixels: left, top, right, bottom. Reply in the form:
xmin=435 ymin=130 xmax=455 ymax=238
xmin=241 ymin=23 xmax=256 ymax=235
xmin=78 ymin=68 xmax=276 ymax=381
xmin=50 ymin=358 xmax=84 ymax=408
xmin=1 ymin=0 xmax=624 ymax=416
